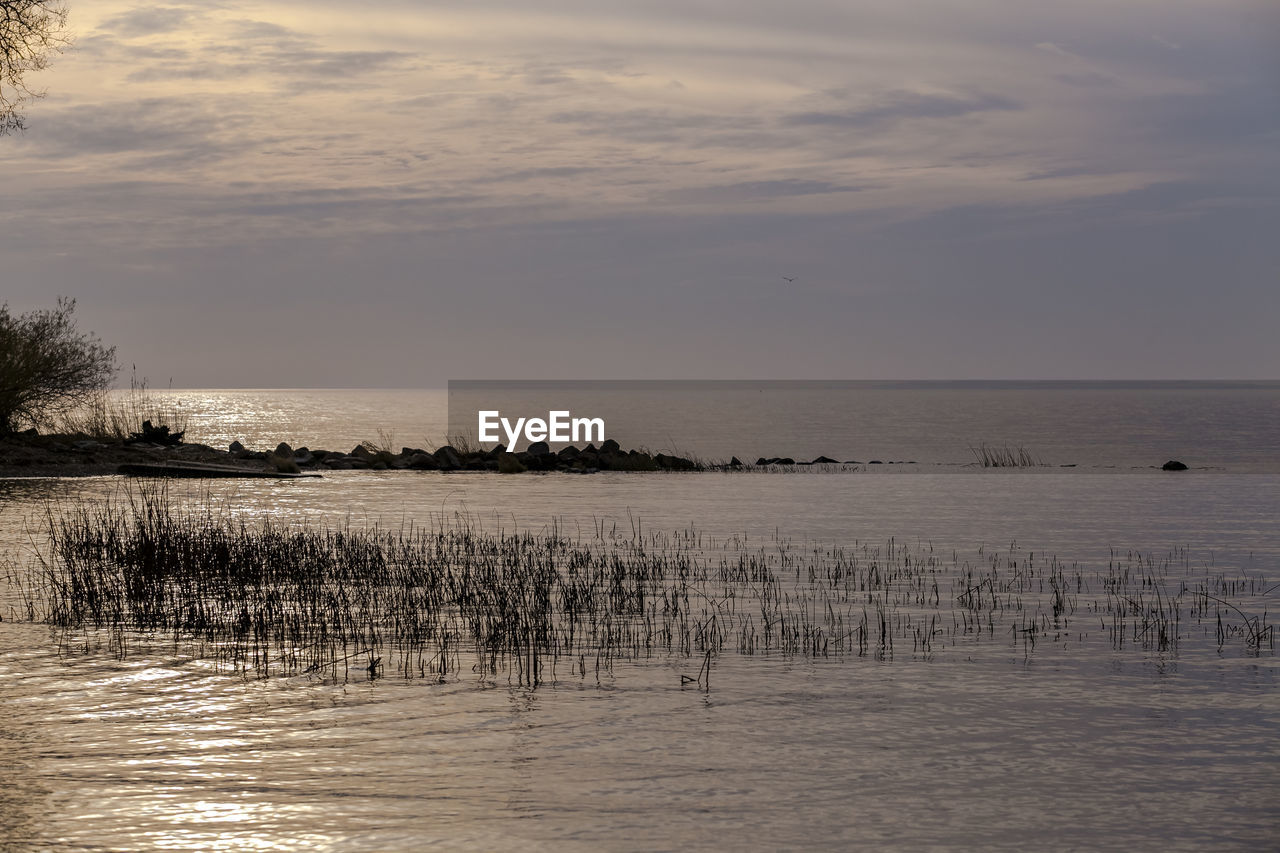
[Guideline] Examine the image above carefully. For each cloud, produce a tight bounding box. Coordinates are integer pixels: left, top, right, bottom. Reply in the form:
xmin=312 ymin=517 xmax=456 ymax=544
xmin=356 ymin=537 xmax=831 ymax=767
xmin=474 ymin=166 xmax=602 ymax=183
xmin=101 ymin=7 xmax=195 ymax=38
xmin=1034 ymin=42 xmax=1080 ymax=60
xmin=784 ymin=91 xmax=1021 ymax=128
xmin=660 ymin=179 xmax=868 ymax=204
xmin=1054 ymin=72 xmax=1116 ymax=89
xmin=126 ymin=47 xmax=411 ymax=83
xmin=1 ymin=0 xmax=1275 ymax=384
xmin=15 ymin=98 xmax=254 ymax=162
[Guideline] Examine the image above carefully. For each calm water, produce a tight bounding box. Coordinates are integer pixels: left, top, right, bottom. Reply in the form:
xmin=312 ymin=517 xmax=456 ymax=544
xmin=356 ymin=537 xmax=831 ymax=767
xmin=137 ymin=382 xmax=1280 ymax=470
xmin=2 ymin=385 xmax=1278 ymax=850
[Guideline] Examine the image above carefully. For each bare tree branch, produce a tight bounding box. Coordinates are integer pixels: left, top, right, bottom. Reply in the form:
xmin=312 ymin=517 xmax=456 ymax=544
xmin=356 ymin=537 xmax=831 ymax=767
xmin=0 ymin=1 xmax=70 ymax=133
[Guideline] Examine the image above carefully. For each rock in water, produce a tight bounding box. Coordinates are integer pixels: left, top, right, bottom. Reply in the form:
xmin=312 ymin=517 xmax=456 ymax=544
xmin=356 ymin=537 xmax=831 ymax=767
xmin=1161 ymin=460 xmax=1188 ymax=471
xmin=433 ymin=446 xmax=462 ymax=469
xmin=406 ymin=453 xmax=439 ymax=470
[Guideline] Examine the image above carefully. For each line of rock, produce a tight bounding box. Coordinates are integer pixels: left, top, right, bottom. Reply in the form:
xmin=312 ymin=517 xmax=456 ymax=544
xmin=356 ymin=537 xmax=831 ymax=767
xmin=241 ymin=439 xmax=705 ymax=473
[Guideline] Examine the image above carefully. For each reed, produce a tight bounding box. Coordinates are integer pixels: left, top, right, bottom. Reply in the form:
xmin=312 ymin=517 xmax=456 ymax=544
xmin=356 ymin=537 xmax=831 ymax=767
xmin=56 ymin=371 xmax=189 ymax=442
xmin=20 ymin=486 xmax=1271 ymax=688
xmin=969 ymin=443 xmax=1040 ymax=468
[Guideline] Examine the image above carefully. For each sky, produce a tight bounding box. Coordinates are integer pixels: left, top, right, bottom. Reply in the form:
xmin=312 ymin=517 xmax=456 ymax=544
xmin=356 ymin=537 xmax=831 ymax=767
xmin=1 ymin=0 xmax=1277 ymax=386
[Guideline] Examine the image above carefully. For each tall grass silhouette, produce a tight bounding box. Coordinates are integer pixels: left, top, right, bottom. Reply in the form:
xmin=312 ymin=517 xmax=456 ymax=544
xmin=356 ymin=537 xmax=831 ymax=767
xmin=20 ymin=485 xmax=1273 ymax=687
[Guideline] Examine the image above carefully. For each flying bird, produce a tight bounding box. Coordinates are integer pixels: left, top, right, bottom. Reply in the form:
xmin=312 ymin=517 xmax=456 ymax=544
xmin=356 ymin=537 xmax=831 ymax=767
xmin=782 ymin=276 xmax=796 ymax=283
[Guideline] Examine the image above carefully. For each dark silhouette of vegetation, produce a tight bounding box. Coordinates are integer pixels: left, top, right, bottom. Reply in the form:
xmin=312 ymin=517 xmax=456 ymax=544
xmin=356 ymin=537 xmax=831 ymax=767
xmin=1 ymin=0 xmax=69 ymax=133
xmin=23 ymin=490 xmax=1272 ymax=687
xmin=0 ymin=297 xmax=116 ymax=434
xmin=126 ymin=419 xmax=185 ymax=446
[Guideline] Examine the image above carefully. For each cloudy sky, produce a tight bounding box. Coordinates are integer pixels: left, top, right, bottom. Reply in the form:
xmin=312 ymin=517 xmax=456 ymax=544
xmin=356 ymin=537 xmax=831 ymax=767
xmin=2 ymin=0 xmax=1277 ymax=385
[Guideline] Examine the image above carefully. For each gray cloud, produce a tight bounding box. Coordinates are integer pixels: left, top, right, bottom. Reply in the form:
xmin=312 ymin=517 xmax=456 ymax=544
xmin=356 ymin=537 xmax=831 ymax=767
xmin=101 ymin=7 xmax=195 ymax=38
xmin=18 ymin=99 xmax=254 ymax=162
xmin=125 ymin=35 xmax=413 ymax=83
xmin=1138 ymin=88 xmax=1280 ymax=143
xmin=2 ymin=0 xmax=1277 ymax=381
xmin=549 ymin=108 xmax=760 ymax=145
xmin=660 ymin=179 xmax=868 ymax=204
xmin=216 ymin=192 xmax=485 ymax=219
xmin=785 ymin=92 xmax=1021 ymax=128
xmin=1053 ymin=72 xmax=1117 ymax=89
xmin=474 ymin=166 xmax=602 ymax=183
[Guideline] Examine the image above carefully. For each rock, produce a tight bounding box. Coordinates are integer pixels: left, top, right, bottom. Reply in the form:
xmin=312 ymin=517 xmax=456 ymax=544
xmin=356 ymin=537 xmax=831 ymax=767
xmin=524 ymin=451 xmax=559 ymax=470
xmin=601 ymin=439 xmax=621 ymax=454
xmin=1161 ymin=460 xmax=1188 ymax=471
xmin=406 ymin=452 xmax=439 ymax=470
xmin=811 ymin=455 xmax=838 ymax=464
xmin=729 ymin=456 xmax=742 ymax=467
xmin=433 ymin=446 xmax=462 ymax=469
xmin=526 ymin=441 xmax=551 ymax=457
xmin=869 ymin=460 xmax=883 ymax=464
xmin=498 ymin=453 xmax=526 ymax=474
xmin=655 ymin=453 xmax=693 ymax=470
xmin=266 ymin=453 xmax=300 ymax=474
xmin=558 ymin=445 xmax=580 ymax=460
xmin=19 ymin=427 xmax=38 ymax=437
xmin=229 ymin=440 xmax=245 ymax=453
xmin=274 ymin=442 xmax=293 ymax=458
xmin=351 ymin=445 xmax=374 ymax=460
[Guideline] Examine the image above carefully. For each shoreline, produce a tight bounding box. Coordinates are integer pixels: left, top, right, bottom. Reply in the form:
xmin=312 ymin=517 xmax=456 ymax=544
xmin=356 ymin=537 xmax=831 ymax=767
xmin=0 ymin=432 xmax=1202 ymax=479
xmin=0 ymin=431 xmax=723 ymax=478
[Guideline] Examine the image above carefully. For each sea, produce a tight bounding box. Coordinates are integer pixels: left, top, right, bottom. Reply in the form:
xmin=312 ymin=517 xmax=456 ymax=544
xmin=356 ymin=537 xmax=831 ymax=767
xmin=1 ymin=382 xmax=1277 ymax=851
